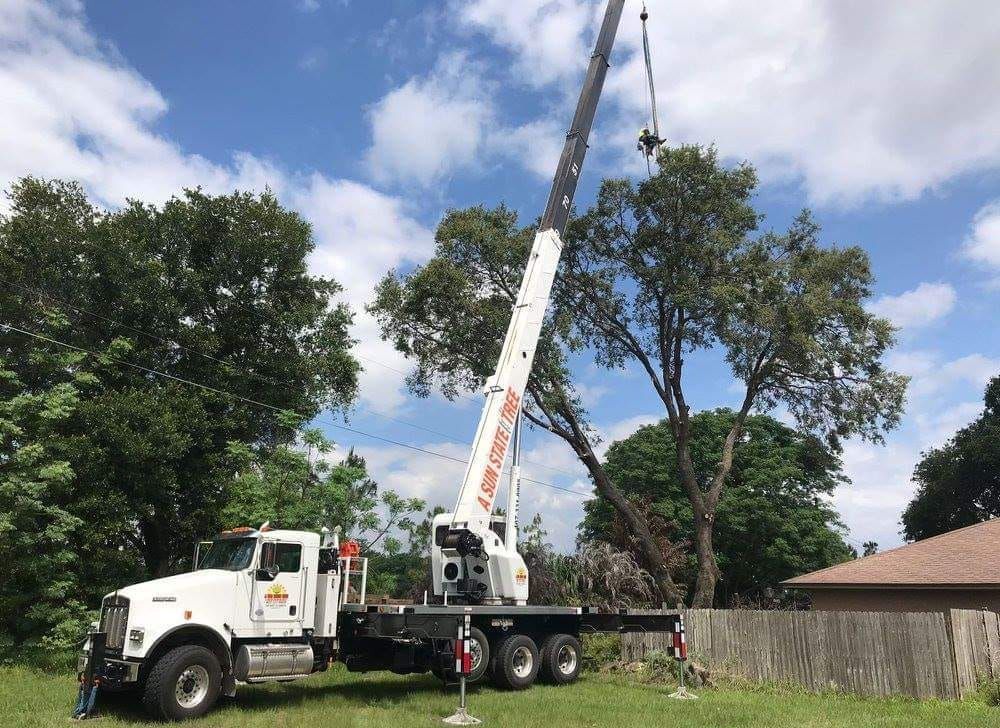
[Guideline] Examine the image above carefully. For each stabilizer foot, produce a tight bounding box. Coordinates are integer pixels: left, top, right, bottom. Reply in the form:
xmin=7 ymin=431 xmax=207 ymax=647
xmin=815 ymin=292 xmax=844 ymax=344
xmin=668 ymin=686 xmax=698 ymax=700
xmin=443 ymin=707 xmax=482 ymax=725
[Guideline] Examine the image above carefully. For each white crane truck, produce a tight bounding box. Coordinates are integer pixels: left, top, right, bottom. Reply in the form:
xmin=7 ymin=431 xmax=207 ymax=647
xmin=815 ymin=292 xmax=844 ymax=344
xmin=76 ymin=1 xmax=685 ymax=720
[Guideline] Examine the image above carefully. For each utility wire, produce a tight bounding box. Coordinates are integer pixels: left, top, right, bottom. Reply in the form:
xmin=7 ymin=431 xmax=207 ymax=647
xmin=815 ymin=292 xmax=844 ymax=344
xmin=0 ymin=322 xmax=592 ymax=500
xmin=1 ymin=277 xmax=583 ymax=479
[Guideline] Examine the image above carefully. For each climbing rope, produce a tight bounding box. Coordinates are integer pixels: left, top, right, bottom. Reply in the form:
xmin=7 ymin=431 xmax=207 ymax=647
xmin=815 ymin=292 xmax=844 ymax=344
xmin=637 ymin=4 xmax=665 ymax=176
xmin=641 ymin=4 xmax=660 ymax=146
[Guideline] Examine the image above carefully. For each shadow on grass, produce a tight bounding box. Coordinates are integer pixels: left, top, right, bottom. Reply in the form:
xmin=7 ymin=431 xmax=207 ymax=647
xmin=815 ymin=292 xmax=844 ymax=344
xmin=230 ymin=672 xmax=451 ymax=711
xmin=91 ymin=671 xmax=459 ymax=724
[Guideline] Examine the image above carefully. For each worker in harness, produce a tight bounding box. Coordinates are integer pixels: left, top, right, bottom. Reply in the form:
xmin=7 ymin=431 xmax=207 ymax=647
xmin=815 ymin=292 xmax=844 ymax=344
xmin=637 ymin=126 xmax=665 ymax=158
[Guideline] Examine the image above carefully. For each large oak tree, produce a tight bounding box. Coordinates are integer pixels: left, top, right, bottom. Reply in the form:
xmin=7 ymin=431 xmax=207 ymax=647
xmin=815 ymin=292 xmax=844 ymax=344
xmin=373 ymin=145 xmax=905 ymax=607
xmin=562 ymin=146 xmax=906 ymax=605
xmin=0 ymin=177 xmax=359 ymax=621
xmin=370 ymin=206 xmax=686 ymax=605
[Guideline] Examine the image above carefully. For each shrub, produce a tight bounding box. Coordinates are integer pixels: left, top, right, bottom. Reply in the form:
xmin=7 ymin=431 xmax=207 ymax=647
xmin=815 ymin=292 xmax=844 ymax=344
xmin=980 ymin=677 xmax=1000 ymax=707
xmin=581 ymin=633 xmax=620 ymax=671
xmin=641 ymin=649 xmax=679 ymax=683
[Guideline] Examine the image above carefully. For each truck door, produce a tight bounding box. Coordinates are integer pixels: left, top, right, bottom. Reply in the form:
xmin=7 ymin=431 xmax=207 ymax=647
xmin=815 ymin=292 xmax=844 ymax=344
xmin=251 ymin=540 xmax=304 ymax=632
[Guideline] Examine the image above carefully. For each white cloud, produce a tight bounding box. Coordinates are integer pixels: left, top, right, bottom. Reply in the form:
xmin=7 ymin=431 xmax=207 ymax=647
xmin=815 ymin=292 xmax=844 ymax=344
xmin=364 ymin=52 xmax=493 ymax=187
xmin=363 ymin=51 xmax=567 ymax=186
xmin=962 ymin=200 xmax=1000 ymax=269
xmin=887 ymin=348 xmax=998 ymax=400
xmin=0 ymin=0 xmax=249 ymax=209
xmin=593 ymin=412 xmax=659 ymax=460
xmin=0 ymin=0 xmax=432 ymax=413
xmin=869 ymin=282 xmax=957 ymax=330
xmin=504 ymin=118 xmax=565 ymax=180
xmin=835 ymin=439 xmax=915 ymax=546
xmin=457 ymin=0 xmax=1000 ymax=205
xmin=903 ymin=352 xmax=1000 ymax=398
xmin=354 ymin=440 xmax=468 ymax=506
xmin=913 ymin=400 xmax=982 ymax=450
xmin=294 ymin=177 xmax=435 ymax=411
xmin=454 ymin=0 xmax=593 ymax=89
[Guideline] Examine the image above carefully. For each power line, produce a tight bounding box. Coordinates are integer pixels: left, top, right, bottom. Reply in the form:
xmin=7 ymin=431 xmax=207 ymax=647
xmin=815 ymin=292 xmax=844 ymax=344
xmin=2 ymin=278 xmax=583 ymax=479
xmin=0 ymin=322 xmax=589 ymax=500
xmin=0 ymin=276 xmax=288 ymax=388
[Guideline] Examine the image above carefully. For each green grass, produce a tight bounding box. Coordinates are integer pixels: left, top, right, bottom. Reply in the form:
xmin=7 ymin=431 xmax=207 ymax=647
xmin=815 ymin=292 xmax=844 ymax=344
xmin=2 ymin=665 xmax=998 ymax=728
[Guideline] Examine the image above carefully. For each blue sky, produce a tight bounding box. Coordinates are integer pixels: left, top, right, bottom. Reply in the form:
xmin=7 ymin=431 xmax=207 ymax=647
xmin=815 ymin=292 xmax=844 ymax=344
xmin=3 ymin=0 xmax=1000 ymax=555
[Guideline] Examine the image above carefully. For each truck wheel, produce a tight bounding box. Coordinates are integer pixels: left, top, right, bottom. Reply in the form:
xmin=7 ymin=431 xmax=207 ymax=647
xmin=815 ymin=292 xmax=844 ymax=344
xmin=142 ymin=645 xmax=221 ymax=721
xmin=434 ymin=627 xmax=491 ymax=684
xmin=466 ymin=627 xmax=491 ymax=684
xmin=539 ymin=634 xmax=582 ymax=684
xmin=491 ymin=634 xmax=539 ymax=690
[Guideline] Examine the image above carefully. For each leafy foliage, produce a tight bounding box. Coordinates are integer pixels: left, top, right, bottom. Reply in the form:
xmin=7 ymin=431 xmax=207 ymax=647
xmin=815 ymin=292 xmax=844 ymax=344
xmin=582 ymin=410 xmax=854 ymax=604
xmin=370 ymin=205 xmax=686 ymax=604
xmin=0 ymin=311 xmax=93 ymax=652
xmin=0 ymin=177 xmax=359 ymax=647
xmin=902 ymin=377 xmax=1000 ymax=541
xmin=223 ymin=424 xmax=424 ymax=551
xmin=522 ymin=513 xmax=665 ymax=610
xmin=559 ymin=145 xmax=905 ymax=604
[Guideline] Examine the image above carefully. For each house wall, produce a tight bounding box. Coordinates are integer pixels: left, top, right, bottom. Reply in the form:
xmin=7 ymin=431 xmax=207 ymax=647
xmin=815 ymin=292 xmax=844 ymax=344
xmin=807 ymin=588 xmax=1000 ymax=613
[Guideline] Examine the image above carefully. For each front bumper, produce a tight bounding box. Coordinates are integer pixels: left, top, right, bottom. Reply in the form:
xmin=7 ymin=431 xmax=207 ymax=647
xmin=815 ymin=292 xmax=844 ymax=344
xmin=79 ymin=634 xmax=142 ymax=686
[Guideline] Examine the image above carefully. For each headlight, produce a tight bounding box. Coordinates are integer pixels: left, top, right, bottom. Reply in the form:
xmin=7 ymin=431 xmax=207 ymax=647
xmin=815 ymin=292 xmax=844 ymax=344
xmin=128 ymin=628 xmax=145 ymax=644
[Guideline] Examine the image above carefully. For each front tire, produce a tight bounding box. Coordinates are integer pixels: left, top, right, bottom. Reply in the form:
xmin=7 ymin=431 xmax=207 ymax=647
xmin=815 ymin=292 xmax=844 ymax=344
xmin=142 ymin=645 xmax=221 ymax=721
xmin=539 ymin=633 xmax=582 ymax=684
xmin=491 ymin=634 xmax=539 ymax=690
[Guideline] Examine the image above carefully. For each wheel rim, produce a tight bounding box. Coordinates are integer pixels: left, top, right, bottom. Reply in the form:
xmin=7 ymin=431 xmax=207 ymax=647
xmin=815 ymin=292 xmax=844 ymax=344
xmin=175 ymin=665 xmax=210 ymax=708
xmin=556 ymin=644 xmax=578 ymax=675
xmin=511 ymin=645 xmax=534 ymax=678
xmin=470 ymin=637 xmax=484 ymax=673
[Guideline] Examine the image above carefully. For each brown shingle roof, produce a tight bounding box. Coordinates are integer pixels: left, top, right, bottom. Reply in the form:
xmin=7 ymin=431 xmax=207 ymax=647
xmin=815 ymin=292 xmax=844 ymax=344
xmin=782 ymin=518 xmax=1000 ymax=588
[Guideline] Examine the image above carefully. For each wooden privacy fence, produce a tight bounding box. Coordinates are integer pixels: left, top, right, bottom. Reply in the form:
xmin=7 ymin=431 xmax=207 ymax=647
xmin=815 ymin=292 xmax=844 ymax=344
xmin=951 ymin=608 xmax=1000 ymax=696
xmin=622 ymin=608 xmax=1000 ymax=700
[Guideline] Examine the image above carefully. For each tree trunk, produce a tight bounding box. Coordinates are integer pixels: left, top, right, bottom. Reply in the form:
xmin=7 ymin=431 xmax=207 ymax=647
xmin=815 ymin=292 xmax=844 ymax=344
xmin=139 ymin=517 xmax=170 ymax=579
xmin=690 ymin=509 xmax=720 ymax=608
xmin=524 ymin=386 xmax=686 ymax=607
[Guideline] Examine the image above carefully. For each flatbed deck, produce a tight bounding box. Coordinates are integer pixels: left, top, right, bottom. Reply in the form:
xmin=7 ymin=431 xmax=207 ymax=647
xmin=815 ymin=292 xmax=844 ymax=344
xmin=340 ymin=603 xmax=683 ymax=640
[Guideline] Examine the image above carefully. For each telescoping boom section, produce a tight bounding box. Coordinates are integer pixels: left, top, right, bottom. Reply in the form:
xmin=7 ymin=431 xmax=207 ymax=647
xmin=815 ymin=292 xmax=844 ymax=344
xmin=443 ymin=2 xmax=625 ymax=605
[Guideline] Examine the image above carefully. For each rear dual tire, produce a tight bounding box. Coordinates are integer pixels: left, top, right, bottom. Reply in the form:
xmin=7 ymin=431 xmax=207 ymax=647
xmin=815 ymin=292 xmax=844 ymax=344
xmin=491 ymin=634 xmax=540 ymax=690
xmin=539 ymin=633 xmax=582 ymax=685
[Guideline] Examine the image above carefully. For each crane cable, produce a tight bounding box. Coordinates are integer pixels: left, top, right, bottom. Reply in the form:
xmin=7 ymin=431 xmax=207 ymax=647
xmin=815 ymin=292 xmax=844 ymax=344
xmin=639 ymin=4 xmax=662 ymax=176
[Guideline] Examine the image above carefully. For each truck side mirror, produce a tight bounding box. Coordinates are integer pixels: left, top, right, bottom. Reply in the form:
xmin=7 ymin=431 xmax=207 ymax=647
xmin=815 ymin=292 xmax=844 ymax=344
xmin=255 ymin=564 xmax=280 ymax=581
xmin=256 ymin=541 xmax=279 ymax=580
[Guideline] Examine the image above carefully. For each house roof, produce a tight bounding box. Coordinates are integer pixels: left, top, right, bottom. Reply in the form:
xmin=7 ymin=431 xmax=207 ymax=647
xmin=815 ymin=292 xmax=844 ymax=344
xmin=782 ymin=518 xmax=1000 ymax=589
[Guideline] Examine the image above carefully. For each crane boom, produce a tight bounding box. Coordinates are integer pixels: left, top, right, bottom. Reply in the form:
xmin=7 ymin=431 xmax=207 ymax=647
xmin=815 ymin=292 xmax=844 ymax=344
xmin=451 ymin=0 xmax=625 ymax=534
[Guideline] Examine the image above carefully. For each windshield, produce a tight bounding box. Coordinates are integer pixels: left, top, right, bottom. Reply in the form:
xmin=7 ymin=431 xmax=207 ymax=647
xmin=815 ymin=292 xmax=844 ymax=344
xmin=198 ymin=537 xmax=257 ymax=571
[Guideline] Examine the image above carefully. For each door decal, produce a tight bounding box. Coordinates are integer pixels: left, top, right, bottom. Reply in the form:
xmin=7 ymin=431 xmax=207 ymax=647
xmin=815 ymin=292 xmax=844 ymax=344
xmin=264 ymin=583 xmax=289 ymax=607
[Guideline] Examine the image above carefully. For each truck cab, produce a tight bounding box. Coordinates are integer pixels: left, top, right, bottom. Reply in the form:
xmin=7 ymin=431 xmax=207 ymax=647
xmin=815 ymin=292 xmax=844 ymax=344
xmin=79 ymin=527 xmax=346 ymax=720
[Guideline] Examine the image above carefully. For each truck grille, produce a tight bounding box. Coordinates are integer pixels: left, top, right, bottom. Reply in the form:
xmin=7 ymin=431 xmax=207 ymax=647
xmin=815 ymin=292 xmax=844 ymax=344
xmin=100 ymin=596 xmax=130 ymax=651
